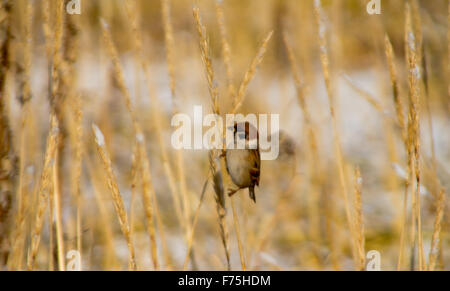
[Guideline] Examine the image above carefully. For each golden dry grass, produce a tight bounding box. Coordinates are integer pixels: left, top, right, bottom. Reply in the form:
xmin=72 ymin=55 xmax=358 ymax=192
xmin=0 ymin=0 xmax=448 ymax=271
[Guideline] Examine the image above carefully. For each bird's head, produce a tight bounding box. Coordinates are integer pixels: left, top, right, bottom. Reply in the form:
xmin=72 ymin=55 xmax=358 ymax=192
xmin=228 ymin=121 xmax=259 ymax=142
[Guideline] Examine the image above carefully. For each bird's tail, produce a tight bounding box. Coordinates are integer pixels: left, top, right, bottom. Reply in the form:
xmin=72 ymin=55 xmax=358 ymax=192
xmin=249 ymin=187 xmax=256 ymax=203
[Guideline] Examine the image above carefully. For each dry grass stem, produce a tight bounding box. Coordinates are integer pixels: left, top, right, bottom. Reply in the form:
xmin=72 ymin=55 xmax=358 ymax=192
xmin=161 ymin=0 xmax=191 ymax=241
xmin=0 ymin=0 xmax=447 ymax=272
xmin=343 ymin=75 xmax=386 ymax=115
xmin=405 ymin=4 xmax=425 ymax=270
xmin=27 ymin=116 xmax=59 ymax=270
xmin=232 ymin=31 xmax=273 ymax=114
xmin=385 ymin=32 xmax=410 ymax=271
xmin=183 ymin=178 xmax=209 ymax=270
xmin=101 ymin=19 xmax=159 ymax=269
xmin=313 ymin=0 xmax=357 ymax=262
xmin=193 ymin=7 xmax=220 ymax=115
xmin=210 ymin=154 xmax=231 ymax=270
xmin=92 ymin=124 xmax=137 ymax=270
xmin=193 ymin=7 xmax=235 ymax=270
xmin=124 ymin=0 xmax=179 ymax=268
xmin=384 ymin=34 xmax=407 ymax=142
xmin=428 ymin=189 xmax=445 ymax=271
xmin=215 ymin=0 xmax=236 ymax=99
xmin=230 ymin=196 xmax=246 ymax=270
xmin=161 ymin=0 xmax=177 ymax=107
xmin=353 ymin=168 xmax=365 ymax=271
xmin=9 ymin=0 xmax=33 ymax=271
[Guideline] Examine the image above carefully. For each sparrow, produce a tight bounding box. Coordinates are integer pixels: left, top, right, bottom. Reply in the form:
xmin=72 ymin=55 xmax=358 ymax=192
xmin=225 ymin=122 xmax=261 ymax=203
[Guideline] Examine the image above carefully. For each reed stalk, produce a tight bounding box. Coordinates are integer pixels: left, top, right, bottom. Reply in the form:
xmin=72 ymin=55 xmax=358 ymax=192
xmin=193 ymin=7 xmax=231 ymax=270
xmin=353 ymin=168 xmax=365 ymax=271
xmin=27 ymin=115 xmax=59 ymax=270
xmin=161 ymin=0 xmax=192 ymax=242
xmin=9 ymin=0 xmax=33 ymax=271
xmin=313 ymin=0 xmax=357 ymax=263
xmin=92 ymin=124 xmax=137 ymax=270
xmin=428 ymin=189 xmax=445 ymax=271
xmin=405 ymin=4 xmax=425 ymax=270
xmin=101 ymin=19 xmax=159 ymax=270
xmin=231 ymin=31 xmax=273 ymax=114
xmin=215 ymin=0 xmax=236 ymax=100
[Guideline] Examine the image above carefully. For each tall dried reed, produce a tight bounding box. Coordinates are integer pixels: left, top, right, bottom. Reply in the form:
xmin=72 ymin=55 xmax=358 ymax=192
xmin=405 ymin=3 xmax=425 ymax=270
xmin=0 ymin=0 xmax=447 ymax=272
xmin=283 ymin=32 xmax=322 ymax=259
xmin=232 ymin=31 xmax=273 ymax=114
xmin=161 ymin=0 xmax=191 ymax=241
xmin=313 ymin=0 xmax=357 ymax=264
xmin=92 ymin=124 xmax=137 ymax=270
xmin=27 ymin=115 xmax=59 ymax=270
xmin=215 ymin=0 xmax=236 ymax=100
xmin=101 ymin=19 xmax=159 ymax=270
xmin=9 ymin=0 xmax=33 ymax=271
xmin=210 ymin=153 xmax=231 ymax=271
xmin=124 ymin=0 xmax=176 ymax=268
xmin=0 ymin=0 xmax=15 ymax=268
xmin=193 ymin=7 xmax=231 ymax=270
xmin=384 ymin=33 xmax=413 ymax=271
xmin=353 ymin=168 xmax=365 ymax=271
xmin=428 ymin=189 xmax=445 ymax=271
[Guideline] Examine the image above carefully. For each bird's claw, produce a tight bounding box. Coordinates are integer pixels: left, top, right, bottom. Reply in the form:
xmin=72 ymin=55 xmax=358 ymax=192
xmin=228 ymin=188 xmax=238 ymax=197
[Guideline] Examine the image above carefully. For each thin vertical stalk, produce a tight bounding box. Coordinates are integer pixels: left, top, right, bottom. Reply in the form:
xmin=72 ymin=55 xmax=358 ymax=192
xmin=53 ymin=147 xmax=65 ymax=271
xmin=124 ymin=0 xmax=177 ymax=269
xmin=27 ymin=116 xmax=59 ymax=270
xmin=161 ymin=0 xmax=191 ymax=240
xmin=101 ymin=19 xmax=159 ymax=270
xmin=193 ymin=7 xmax=231 ymax=270
xmin=230 ymin=197 xmax=246 ymax=270
xmin=405 ymin=4 xmax=425 ymax=270
xmin=428 ymin=189 xmax=445 ymax=271
xmin=353 ymin=168 xmax=365 ymax=271
xmin=92 ymin=125 xmax=137 ymax=270
xmin=313 ymin=0 xmax=357 ymax=262
xmin=215 ymin=0 xmax=236 ymax=100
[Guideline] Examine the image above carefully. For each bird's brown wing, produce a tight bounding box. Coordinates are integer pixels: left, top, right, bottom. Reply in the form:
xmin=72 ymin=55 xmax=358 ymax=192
xmin=250 ymin=149 xmax=261 ymax=186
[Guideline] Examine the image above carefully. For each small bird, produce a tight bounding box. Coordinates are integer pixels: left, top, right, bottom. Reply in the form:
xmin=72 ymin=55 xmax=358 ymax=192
xmin=225 ymin=122 xmax=261 ymax=203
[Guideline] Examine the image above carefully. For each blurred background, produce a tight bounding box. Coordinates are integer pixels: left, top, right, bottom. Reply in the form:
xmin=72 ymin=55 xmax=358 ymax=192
xmin=0 ymin=0 xmax=448 ymax=270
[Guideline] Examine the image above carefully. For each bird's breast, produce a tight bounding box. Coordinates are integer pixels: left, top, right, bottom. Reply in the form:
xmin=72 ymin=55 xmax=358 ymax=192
xmin=226 ymin=149 xmax=254 ymax=188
